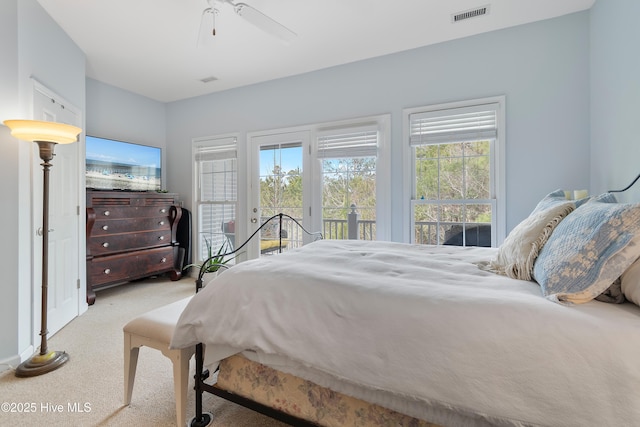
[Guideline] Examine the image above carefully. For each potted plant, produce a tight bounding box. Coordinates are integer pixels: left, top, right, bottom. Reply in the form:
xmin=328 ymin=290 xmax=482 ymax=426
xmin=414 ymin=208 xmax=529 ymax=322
xmin=186 ymin=235 xmax=239 ymax=286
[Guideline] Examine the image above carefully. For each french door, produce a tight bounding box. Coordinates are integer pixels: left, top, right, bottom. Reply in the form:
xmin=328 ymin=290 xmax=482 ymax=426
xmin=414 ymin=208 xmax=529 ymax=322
xmin=248 ymin=130 xmax=311 ymax=259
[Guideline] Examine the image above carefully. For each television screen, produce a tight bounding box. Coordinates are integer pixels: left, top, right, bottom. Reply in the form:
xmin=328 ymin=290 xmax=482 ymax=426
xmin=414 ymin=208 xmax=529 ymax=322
xmin=85 ymin=135 xmax=162 ymax=191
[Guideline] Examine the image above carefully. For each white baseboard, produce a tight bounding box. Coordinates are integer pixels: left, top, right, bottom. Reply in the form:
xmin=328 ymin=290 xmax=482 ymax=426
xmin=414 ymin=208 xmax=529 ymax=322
xmin=19 ymin=345 xmax=34 ymax=362
xmin=0 ymin=352 xmax=24 ymax=372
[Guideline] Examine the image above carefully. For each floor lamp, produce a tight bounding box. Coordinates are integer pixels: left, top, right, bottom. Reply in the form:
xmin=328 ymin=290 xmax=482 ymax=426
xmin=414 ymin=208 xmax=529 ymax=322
xmin=4 ymin=119 xmax=82 ymax=377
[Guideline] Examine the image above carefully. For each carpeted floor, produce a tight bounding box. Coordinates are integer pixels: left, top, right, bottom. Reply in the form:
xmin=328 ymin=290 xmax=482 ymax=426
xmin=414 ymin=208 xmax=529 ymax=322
xmin=0 ymin=276 xmax=288 ymax=427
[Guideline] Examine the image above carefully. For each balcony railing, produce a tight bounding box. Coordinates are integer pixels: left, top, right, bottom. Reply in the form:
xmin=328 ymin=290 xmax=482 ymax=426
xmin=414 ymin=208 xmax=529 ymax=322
xmin=322 ymin=218 xmax=375 ymax=241
xmin=264 ymin=215 xmax=490 ymax=249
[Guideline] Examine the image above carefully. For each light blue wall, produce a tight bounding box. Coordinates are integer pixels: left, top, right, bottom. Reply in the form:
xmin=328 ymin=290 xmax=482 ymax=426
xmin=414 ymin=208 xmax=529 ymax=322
xmin=86 ymin=78 xmax=166 ymax=148
xmin=590 ymin=0 xmax=640 ymax=203
xmin=0 ymin=0 xmax=20 ymax=368
xmin=166 ymin=11 xmax=591 ymax=239
xmin=0 ymin=1 xmax=18 ymax=121
xmin=86 ymin=78 xmax=167 ymax=187
xmin=0 ymin=0 xmax=85 ymax=368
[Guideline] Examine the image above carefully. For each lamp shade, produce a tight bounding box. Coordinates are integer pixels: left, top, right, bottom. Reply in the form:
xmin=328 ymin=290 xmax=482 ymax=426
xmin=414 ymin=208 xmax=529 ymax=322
xmin=4 ymin=119 xmax=81 ymax=144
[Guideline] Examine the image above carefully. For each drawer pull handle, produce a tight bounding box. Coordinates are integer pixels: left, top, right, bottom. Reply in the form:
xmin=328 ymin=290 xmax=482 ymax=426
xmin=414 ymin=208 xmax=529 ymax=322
xmin=104 ymin=268 xmax=111 ymax=274
xmin=102 ymin=225 xmax=109 ymax=231
xmin=102 ymin=242 xmax=110 ymax=248
xmin=159 ymin=221 xmax=165 ymax=226
xmin=104 ymin=210 xmax=110 ymax=216
xmin=160 ymin=257 xmax=167 ymax=263
xmin=158 ymin=236 xmax=165 ymax=241
xmin=160 ymin=208 xmax=167 ymax=213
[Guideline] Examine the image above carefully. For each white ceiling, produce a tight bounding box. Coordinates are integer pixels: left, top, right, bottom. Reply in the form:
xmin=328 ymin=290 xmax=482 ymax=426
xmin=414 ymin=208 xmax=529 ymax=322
xmin=36 ymin=0 xmax=595 ymax=103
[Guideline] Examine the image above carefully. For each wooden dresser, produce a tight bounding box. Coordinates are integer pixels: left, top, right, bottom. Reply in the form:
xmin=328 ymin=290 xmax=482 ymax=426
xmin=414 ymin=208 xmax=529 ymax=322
xmin=86 ymin=191 xmax=182 ymax=304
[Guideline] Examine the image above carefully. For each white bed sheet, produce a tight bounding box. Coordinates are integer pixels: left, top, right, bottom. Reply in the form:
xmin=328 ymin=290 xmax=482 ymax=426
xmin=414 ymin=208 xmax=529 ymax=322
xmin=171 ymin=240 xmax=640 ymax=427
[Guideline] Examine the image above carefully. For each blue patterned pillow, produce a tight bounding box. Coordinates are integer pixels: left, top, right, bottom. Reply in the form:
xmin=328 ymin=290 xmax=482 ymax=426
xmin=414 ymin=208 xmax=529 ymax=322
xmin=591 ymin=192 xmax=618 ymax=203
xmin=532 ymin=189 xmax=568 ymax=212
xmin=532 ymin=199 xmax=640 ymax=304
xmin=535 ymin=188 xmax=592 ymax=210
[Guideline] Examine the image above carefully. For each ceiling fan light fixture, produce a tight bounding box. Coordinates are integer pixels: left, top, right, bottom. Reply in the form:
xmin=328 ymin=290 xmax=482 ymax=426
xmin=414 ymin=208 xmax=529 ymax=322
xmin=196 ymin=0 xmax=296 ymax=46
xmin=197 ymin=7 xmax=217 ymax=47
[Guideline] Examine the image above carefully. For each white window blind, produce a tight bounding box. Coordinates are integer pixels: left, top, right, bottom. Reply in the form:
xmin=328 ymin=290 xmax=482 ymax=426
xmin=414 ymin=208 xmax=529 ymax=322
xmin=195 ymin=136 xmax=237 ymax=161
xmin=409 ymin=103 xmax=498 ymax=146
xmin=195 ymin=136 xmax=237 ymax=202
xmin=317 ymin=124 xmax=378 ymax=158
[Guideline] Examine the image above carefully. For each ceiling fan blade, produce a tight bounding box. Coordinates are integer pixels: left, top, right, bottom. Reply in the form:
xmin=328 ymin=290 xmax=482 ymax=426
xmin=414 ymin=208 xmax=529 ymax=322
xmin=233 ymin=2 xmax=296 ymax=44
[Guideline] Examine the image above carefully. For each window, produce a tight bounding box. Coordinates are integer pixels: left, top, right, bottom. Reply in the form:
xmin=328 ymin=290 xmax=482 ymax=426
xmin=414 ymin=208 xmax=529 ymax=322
xmin=406 ymin=98 xmax=504 ymax=246
xmin=317 ymin=125 xmax=379 ymax=240
xmin=193 ymin=135 xmax=237 ymax=262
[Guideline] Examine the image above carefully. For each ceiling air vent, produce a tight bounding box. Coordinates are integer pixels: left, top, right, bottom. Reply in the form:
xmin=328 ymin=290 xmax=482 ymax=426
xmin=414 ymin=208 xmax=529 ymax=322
xmin=452 ymin=5 xmax=490 ymax=23
xmin=200 ymin=76 xmax=218 ymax=83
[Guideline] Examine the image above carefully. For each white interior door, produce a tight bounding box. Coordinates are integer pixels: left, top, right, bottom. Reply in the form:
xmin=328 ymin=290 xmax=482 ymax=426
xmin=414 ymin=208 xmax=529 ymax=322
xmin=32 ymin=84 xmax=82 ymax=337
xmin=248 ymin=130 xmax=310 ymax=259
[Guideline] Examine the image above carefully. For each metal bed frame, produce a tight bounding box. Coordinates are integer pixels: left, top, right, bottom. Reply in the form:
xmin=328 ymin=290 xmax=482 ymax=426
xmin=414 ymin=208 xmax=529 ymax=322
xmin=189 ymin=213 xmax=322 ymax=427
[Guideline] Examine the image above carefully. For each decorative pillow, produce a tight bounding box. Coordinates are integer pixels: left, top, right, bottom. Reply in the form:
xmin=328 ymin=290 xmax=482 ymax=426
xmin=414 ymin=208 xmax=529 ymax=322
xmin=621 ymin=258 xmax=640 ymax=306
xmin=489 ymin=190 xmax=574 ymax=281
xmin=534 ymin=189 xmax=570 ymax=209
xmin=592 ymin=192 xmax=628 ymax=303
xmin=533 ymin=199 xmax=640 ymax=304
xmin=591 ymin=192 xmax=618 ymax=203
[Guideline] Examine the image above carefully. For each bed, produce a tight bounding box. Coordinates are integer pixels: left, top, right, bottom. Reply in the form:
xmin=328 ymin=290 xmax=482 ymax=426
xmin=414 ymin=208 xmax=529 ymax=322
xmin=170 ymin=192 xmax=640 ymax=427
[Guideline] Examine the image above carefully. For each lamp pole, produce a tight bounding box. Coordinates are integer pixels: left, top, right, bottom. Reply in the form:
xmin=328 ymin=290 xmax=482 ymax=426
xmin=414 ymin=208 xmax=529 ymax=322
xmin=37 ymin=141 xmax=54 ymax=357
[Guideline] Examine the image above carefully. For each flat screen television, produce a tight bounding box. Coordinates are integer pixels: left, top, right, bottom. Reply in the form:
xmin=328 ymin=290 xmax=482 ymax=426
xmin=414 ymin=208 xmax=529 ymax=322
xmin=85 ymin=135 xmax=162 ymax=191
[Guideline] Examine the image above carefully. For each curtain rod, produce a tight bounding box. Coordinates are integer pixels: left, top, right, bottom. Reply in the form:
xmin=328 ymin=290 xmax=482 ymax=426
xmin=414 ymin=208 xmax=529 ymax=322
xmin=608 ymin=172 xmax=640 ymax=193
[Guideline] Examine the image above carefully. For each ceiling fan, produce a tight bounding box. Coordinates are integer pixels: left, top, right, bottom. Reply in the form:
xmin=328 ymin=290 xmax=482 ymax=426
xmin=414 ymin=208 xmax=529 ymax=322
xmin=199 ymin=0 xmax=297 ymax=44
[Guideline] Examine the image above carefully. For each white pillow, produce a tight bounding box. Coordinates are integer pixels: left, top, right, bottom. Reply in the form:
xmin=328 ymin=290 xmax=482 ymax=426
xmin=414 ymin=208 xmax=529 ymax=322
xmin=489 ymin=190 xmax=574 ymax=281
xmin=621 ymin=258 xmax=640 ymax=306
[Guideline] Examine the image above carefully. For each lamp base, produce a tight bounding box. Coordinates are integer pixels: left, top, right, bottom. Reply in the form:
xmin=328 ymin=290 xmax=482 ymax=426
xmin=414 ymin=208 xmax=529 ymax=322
xmin=15 ymin=350 xmax=69 ymax=377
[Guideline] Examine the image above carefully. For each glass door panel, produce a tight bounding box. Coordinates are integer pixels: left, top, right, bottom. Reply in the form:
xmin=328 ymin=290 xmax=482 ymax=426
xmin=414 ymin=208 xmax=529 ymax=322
xmin=249 ymin=131 xmax=310 ymax=259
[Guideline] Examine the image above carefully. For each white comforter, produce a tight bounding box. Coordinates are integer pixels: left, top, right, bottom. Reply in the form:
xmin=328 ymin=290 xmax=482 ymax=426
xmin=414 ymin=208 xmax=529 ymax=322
xmin=171 ymin=240 xmax=640 ymax=427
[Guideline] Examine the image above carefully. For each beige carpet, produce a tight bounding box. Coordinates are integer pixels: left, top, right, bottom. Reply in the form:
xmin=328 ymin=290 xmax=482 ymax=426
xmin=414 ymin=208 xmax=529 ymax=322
xmin=0 ymin=276 xmax=288 ymax=427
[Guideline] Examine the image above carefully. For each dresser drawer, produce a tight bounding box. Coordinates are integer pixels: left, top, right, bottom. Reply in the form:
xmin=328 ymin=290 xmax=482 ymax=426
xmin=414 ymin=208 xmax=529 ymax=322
xmin=91 ymin=216 xmax=171 ymax=235
xmin=92 ymin=205 xmax=173 ymax=220
xmin=87 ymin=194 xmax=179 ymax=208
xmin=88 ymin=229 xmax=172 ymax=255
xmin=88 ymin=246 xmax=176 ymax=287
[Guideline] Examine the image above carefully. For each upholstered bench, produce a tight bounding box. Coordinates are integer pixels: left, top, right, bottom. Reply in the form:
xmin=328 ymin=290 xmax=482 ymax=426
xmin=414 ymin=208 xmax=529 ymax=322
xmin=123 ymin=296 xmax=194 ymax=426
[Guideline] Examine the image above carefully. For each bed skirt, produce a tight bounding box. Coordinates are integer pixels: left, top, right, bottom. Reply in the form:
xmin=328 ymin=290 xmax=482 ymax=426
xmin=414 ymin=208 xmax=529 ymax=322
xmin=216 ymin=354 xmax=440 ymax=427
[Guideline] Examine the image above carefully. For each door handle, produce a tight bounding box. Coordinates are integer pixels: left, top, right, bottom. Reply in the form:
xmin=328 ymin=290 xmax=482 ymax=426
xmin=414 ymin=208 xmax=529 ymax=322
xmin=36 ymin=227 xmax=54 ymax=236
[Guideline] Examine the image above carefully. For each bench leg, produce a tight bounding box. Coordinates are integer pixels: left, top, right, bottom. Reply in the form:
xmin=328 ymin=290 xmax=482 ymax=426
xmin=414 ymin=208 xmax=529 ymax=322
xmin=169 ymin=348 xmax=192 ymax=427
xmin=124 ymin=332 xmax=140 ymax=406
